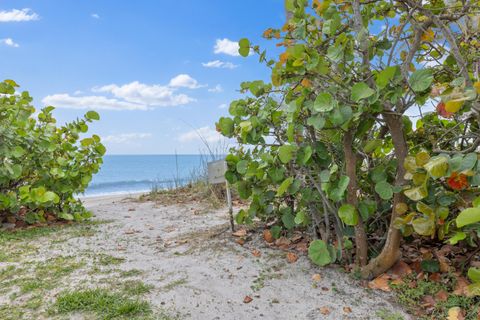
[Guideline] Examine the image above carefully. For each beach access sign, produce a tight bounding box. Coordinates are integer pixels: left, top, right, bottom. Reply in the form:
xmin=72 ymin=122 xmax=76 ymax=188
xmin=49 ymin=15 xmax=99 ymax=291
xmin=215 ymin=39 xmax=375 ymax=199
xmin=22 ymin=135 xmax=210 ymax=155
xmin=207 ymin=160 xmax=227 ymax=184
xmin=207 ymin=159 xmax=234 ymax=231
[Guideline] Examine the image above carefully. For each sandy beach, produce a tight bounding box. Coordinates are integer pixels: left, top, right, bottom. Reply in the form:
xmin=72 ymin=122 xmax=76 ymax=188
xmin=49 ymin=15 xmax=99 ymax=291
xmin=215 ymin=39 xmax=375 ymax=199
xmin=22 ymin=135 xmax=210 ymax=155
xmin=81 ymin=193 xmax=409 ymax=319
xmin=0 ymin=191 xmax=410 ymax=319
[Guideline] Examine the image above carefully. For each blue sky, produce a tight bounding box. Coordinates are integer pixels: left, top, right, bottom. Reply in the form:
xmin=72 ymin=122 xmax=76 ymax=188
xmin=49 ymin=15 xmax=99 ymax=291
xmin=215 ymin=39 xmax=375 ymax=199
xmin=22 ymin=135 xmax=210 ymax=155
xmin=0 ymin=1 xmax=285 ymax=154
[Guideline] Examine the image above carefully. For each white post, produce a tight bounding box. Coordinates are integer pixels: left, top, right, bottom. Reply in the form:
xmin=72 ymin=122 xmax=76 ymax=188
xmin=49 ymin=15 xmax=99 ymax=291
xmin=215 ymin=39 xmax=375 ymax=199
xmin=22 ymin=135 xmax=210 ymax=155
xmin=226 ymin=181 xmax=234 ymax=231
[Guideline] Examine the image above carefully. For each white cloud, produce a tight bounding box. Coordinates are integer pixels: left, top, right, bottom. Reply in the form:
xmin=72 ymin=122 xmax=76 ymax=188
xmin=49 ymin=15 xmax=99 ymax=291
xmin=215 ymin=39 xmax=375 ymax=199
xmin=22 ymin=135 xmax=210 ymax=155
xmin=168 ymin=74 xmax=204 ymax=89
xmin=0 ymin=38 xmax=19 ymax=47
xmin=42 ymin=94 xmax=146 ymax=110
xmin=178 ymin=126 xmax=223 ymax=144
xmin=45 ymin=77 xmax=199 ymax=111
xmin=202 ymin=60 xmax=238 ymax=69
xmin=0 ymin=8 xmax=39 ymax=22
xmin=218 ymin=103 xmax=228 ymax=109
xmin=102 ymin=133 xmax=152 ymax=144
xmin=91 ymin=13 xmax=100 ymax=19
xmin=214 ymin=38 xmax=241 ymax=56
xmin=94 ymin=81 xmax=195 ymax=107
xmin=208 ymin=84 xmax=223 ymax=93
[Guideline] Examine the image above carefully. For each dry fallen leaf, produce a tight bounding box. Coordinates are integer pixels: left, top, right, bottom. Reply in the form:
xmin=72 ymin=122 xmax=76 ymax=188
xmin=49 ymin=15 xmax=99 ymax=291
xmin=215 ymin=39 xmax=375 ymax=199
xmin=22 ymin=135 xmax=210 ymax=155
xmin=236 ymin=238 xmax=245 ymax=246
xmin=390 ymin=260 xmax=412 ymax=279
xmin=429 ymin=272 xmax=442 ymax=282
xmin=275 ymin=237 xmax=291 ymax=249
xmin=368 ymin=274 xmax=391 ymax=292
xmin=232 ymin=229 xmax=247 ymax=237
xmin=343 ymin=306 xmax=352 ymax=314
xmin=312 ymin=273 xmax=322 ymax=282
xmin=243 ymin=295 xmax=253 ymax=304
xmin=263 ymin=229 xmax=274 ymax=243
xmin=453 ymin=276 xmax=470 ymax=296
xmin=252 ymin=249 xmax=261 ymax=257
xmin=286 ymin=252 xmax=298 ymax=263
xmin=435 ymin=290 xmax=449 ymax=302
xmin=448 ymin=307 xmax=465 ymax=320
xmin=421 ymin=295 xmax=436 ymax=308
xmin=319 ymin=307 xmax=330 ymax=315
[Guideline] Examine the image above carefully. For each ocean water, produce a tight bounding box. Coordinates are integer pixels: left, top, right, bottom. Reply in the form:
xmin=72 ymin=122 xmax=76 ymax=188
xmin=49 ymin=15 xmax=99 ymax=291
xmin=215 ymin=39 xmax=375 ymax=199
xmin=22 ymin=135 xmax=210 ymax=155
xmin=84 ymin=155 xmax=205 ymax=196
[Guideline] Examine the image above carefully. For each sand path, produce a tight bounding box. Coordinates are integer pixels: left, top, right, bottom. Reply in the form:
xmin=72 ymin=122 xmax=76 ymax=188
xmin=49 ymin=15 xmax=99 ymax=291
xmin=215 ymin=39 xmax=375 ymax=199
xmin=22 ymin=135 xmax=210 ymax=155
xmin=79 ymin=194 xmax=409 ymax=320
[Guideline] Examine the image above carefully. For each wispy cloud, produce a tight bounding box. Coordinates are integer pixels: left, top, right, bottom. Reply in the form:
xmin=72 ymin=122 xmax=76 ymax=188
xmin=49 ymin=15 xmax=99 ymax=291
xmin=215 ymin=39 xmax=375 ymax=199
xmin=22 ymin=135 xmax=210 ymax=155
xmin=102 ymin=133 xmax=152 ymax=143
xmin=218 ymin=103 xmax=228 ymax=109
xmin=0 ymin=38 xmax=19 ymax=47
xmin=202 ymin=60 xmax=238 ymax=69
xmin=208 ymin=84 xmax=223 ymax=93
xmin=178 ymin=126 xmax=223 ymax=144
xmin=91 ymin=13 xmax=100 ymax=19
xmin=0 ymin=8 xmax=39 ymax=22
xmin=42 ymin=94 xmax=146 ymax=111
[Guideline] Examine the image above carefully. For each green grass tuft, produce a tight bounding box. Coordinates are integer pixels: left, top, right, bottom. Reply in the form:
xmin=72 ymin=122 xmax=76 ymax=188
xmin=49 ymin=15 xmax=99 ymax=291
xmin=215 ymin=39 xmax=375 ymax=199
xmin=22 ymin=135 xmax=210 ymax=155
xmin=53 ymin=288 xmax=152 ymax=320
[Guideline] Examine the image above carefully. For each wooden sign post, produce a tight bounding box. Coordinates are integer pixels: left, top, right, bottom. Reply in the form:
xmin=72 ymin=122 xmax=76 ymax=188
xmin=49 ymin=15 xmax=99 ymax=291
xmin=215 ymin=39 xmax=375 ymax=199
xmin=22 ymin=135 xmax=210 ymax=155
xmin=207 ymin=160 xmax=234 ymax=231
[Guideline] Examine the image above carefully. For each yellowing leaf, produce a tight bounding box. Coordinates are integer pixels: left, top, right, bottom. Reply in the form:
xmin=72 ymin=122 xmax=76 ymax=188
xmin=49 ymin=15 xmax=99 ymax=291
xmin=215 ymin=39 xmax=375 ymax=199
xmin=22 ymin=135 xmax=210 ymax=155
xmin=447 ymin=307 xmax=464 ymax=320
xmin=445 ymin=99 xmax=464 ymax=113
xmin=421 ymin=29 xmax=435 ymax=42
xmin=474 ymin=81 xmax=480 ymax=94
xmin=279 ymin=52 xmax=290 ymax=64
xmin=301 ymin=78 xmax=312 ymax=88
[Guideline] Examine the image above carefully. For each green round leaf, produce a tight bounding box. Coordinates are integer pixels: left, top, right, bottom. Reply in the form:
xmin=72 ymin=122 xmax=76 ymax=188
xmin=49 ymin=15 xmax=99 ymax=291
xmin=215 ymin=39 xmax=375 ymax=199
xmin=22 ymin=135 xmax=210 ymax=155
xmin=408 ymin=69 xmax=433 ymax=92
xmin=375 ymin=181 xmax=393 ymax=200
xmin=308 ymin=240 xmax=332 ymax=266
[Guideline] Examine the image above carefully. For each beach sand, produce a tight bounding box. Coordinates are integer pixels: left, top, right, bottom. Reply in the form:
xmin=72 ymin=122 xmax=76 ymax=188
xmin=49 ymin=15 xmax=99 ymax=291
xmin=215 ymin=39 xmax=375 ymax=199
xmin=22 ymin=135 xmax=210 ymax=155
xmin=78 ymin=193 xmax=409 ymax=319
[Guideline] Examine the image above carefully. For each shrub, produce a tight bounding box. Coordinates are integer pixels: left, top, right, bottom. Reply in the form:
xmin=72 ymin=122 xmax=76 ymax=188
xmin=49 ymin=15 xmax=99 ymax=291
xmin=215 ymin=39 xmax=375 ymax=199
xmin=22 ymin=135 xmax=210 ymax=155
xmin=0 ymin=80 xmax=105 ymax=224
xmin=217 ymin=0 xmax=480 ymax=279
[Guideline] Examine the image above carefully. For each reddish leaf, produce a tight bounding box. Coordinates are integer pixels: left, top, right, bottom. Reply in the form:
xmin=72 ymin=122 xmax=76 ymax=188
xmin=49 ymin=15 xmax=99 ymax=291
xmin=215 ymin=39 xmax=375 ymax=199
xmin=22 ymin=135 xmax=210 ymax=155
xmin=252 ymin=249 xmax=261 ymax=257
xmin=343 ymin=306 xmax=352 ymax=314
xmin=447 ymin=172 xmax=469 ymax=191
xmin=437 ymin=101 xmax=453 ymax=118
xmin=243 ymin=295 xmax=253 ymax=304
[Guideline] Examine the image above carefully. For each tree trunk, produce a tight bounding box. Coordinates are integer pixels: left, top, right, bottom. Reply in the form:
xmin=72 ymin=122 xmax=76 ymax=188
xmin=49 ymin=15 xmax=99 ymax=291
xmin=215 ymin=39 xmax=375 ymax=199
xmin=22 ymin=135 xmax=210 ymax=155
xmin=360 ymin=112 xmax=408 ymax=279
xmin=343 ymin=129 xmax=368 ymax=266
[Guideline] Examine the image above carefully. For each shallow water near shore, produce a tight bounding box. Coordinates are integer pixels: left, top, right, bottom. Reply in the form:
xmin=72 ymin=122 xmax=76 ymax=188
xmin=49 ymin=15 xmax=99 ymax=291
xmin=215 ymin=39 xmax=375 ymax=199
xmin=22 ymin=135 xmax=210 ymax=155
xmin=85 ymin=155 xmax=206 ymax=196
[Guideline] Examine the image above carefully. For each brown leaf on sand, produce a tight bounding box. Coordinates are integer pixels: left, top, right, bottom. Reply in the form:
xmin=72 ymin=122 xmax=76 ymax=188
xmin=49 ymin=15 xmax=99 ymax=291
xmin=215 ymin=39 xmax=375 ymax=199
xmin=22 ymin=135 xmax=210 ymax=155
xmin=435 ymin=290 xmax=449 ymax=302
xmin=232 ymin=229 xmax=247 ymax=237
xmin=236 ymin=238 xmax=245 ymax=246
xmin=368 ymin=274 xmax=391 ymax=292
xmin=320 ymin=307 xmax=330 ymax=315
xmin=312 ymin=273 xmax=322 ymax=282
xmin=243 ymin=296 xmax=253 ymax=304
xmin=275 ymin=237 xmax=291 ymax=249
xmin=295 ymin=242 xmax=308 ymax=252
xmin=252 ymin=249 xmax=261 ymax=257
xmin=343 ymin=306 xmax=352 ymax=314
xmin=263 ymin=229 xmax=274 ymax=243
xmin=453 ymin=275 xmax=471 ymax=296
xmin=390 ymin=260 xmax=412 ymax=279
xmin=448 ymin=307 xmax=465 ymax=320
xmin=286 ymin=252 xmax=298 ymax=263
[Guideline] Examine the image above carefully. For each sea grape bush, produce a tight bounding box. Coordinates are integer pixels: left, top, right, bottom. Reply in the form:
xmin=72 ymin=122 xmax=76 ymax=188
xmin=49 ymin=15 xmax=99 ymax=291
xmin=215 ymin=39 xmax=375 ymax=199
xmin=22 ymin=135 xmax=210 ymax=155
xmin=0 ymin=80 xmax=105 ymax=224
xmin=217 ymin=0 xmax=480 ymax=279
